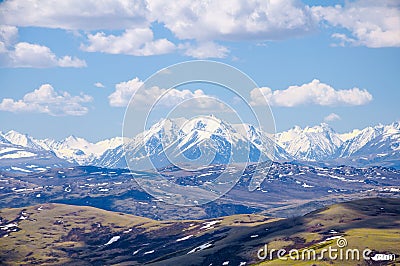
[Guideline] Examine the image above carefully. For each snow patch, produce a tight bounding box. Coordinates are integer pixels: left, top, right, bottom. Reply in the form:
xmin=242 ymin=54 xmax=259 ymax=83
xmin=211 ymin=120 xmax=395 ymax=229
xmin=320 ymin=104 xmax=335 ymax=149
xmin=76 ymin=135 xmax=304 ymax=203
xmin=104 ymin=236 xmax=120 ymax=246
xmin=176 ymin=235 xmax=193 ymax=242
xmin=0 ymin=151 xmax=36 ymax=159
xmin=200 ymin=220 xmax=221 ymax=230
xmin=187 ymin=242 xmax=213 ymax=254
xmin=144 ymin=250 xmax=154 ymax=255
xmin=10 ymin=166 xmax=32 ymax=173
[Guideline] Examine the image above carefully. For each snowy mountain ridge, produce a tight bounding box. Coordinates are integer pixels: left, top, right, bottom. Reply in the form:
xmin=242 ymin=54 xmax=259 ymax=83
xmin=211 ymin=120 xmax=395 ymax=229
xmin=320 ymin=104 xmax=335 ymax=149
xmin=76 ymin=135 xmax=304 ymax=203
xmin=1 ymin=119 xmax=399 ymax=168
xmin=0 ymin=131 xmax=123 ymax=165
xmin=275 ymin=123 xmax=343 ymax=161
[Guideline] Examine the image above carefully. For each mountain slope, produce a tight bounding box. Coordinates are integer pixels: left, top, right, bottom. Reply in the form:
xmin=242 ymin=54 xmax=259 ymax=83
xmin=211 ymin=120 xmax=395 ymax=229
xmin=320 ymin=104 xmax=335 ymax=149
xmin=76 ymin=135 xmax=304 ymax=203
xmin=1 ymin=130 xmax=123 ymax=166
xmin=0 ymin=132 xmax=70 ymax=172
xmin=350 ymin=122 xmax=400 ymax=166
xmin=337 ymin=125 xmax=384 ymax=157
xmin=4 ymin=130 xmax=45 ymax=151
xmin=276 ymin=123 xmax=342 ymax=161
xmin=103 ymin=117 xmax=292 ymax=169
xmin=1 ymin=120 xmax=400 ymax=169
xmin=41 ymin=135 xmax=123 ymax=165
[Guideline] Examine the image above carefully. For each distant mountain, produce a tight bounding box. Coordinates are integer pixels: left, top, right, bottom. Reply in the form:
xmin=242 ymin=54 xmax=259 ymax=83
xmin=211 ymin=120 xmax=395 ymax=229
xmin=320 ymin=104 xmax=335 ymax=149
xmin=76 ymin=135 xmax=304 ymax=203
xmin=4 ymin=130 xmax=45 ymax=151
xmin=0 ymin=132 xmax=11 ymax=146
xmin=0 ymin=132 xmax=69 ymax=172
xmin=40 ymin=135 xmax=123 ymax=165
xmin=1 ymin=131 xmax=122 ymax=166
xmin=337 ymin=125 xmax=384 ymax=157
xmin=349 ymin=122 xmax=400 ymax=167
xmin=275 ymin=123 xmax=342 ymax=161
xmin=1 ymin=120 xmax=400 ymax=169
xmin=98 ymin=117 xmax=292 ymax=169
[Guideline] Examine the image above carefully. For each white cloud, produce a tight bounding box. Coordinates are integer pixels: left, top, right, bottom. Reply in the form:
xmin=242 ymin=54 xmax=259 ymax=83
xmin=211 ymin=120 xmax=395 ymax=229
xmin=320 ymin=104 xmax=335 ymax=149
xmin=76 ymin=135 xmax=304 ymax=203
xmin=109 ymin=77 xmax=228 ymax=111
xmin=9 ymin=42 xmax=58 ymax=67
xmin=182 ymin=41 xmax=229 ymax=59
xmin=312 ymin=0 xmax=400 ymax=48
xmin=109 ymin=77 xmax=144 ymax=107
xmin=133 ymin=86 xmax=227 ymax=111
xmin=0 ymin=0 xmax=318 ymax=59
xmin=0 ymin=0 xmax=317 ymax=39
xmin=0 ymin=84 xmax=93 ymax=116
xmin=250 ymin=79 xmax=373 ymax=107
xmin=0 ymin=25 xmax=86 ymax=68
xmin=94 ymin=82 xmax=105 ymax=88
xmin=147 ymin=0 xmax=316 ymax=42
xmin=57 ymin=55 xmax=87 ymax=68
xmin=0 ymin=0 xmax=149 ymax=30
xmin=8 ymin=42 xmax=86 ymax=68
xmin=0 ymin=25 xmax=17 ymax=47
xmin=2 ymin=0 xmax=397 ymax=61
xmin=324 ymin=113 xmax=341 ymax=122
xmin=81 ymin=27 xmax=175 ymax=56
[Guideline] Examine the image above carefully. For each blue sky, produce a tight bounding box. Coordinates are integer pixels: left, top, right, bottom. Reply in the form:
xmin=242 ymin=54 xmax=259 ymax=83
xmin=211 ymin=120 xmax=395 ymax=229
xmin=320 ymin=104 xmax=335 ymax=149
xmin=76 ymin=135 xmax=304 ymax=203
xmin=0 ymin=0 xmax=399 ymax=141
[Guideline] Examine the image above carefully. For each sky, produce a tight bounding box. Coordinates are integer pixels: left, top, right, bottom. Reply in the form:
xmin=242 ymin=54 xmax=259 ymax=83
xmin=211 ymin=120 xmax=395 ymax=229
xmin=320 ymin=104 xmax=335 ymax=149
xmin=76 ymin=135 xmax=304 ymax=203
xmin=0 ymin=0 xmax=399 ymax=142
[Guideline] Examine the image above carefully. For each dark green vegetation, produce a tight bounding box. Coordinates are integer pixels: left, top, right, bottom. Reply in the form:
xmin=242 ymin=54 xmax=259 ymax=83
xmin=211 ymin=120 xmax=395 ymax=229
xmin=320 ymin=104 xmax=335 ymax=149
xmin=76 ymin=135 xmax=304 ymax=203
xmin=0 ymin=198 xmax=399 ymax=265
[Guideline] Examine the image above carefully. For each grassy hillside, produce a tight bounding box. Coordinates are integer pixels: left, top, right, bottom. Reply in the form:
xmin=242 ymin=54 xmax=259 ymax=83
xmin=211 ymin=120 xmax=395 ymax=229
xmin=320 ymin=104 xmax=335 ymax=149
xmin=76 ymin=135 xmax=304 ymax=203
xmin=0 ymin=198 xmax=399 ymax=265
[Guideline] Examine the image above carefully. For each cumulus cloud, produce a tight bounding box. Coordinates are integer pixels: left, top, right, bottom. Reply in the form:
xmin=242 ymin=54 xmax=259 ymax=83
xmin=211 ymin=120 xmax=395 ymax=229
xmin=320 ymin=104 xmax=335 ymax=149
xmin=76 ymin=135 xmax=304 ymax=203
xmin=182 ymin=41 xmax=229 ymax=59
xmin=324 ymin=113 xmax=341 ymax=122
xmin=0 ymin=25 xmax=86 ymax=68
xmin=312 ymin=0 xmax=400 ymax=47
xmin=57 ymin=55 xmax=86 ymax=68
xmin=0 ymin=0 xmax=149 ymax=30
xmin=94 ymin=82 xmax=105 ymax=88
xmin=1 ymin=0 xmax=316 ymax=39
xmin=7 ymin=42 xmax=86 ymax=68
xmin=0 ymin=25 xmax=17 ymax=48
xmin=109 ymin=77 xmax=144 ymax=107
xmin=0 ymin=0 xmax=318 ymax=59
xmin=0 ymin=84 xmax=93 ymax=116
xmin=133 ymin=86 xmax=227 ymax=111
xmin=250 ymin=79 xmax=373 ymax=107
xmin=81 ymin=27 xmax=175 ymax=56
xmin=2 ymin=0 xmax=397 ymax=60
xmin=147 ymin=0 xmax=316 ymax=41
xmin=109 ymin=77 xmax=228 ymax=111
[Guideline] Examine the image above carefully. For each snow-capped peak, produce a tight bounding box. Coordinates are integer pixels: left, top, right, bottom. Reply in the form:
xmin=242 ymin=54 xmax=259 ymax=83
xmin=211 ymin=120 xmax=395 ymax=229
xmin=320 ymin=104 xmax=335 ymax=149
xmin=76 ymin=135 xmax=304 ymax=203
xmin=276 ymin=123 xmax=342 ymax=161
xmin=338 ymin=129 xmax=362 ymax=142
xmin=43 ymin=135 xmax=124 ymax=165
xmin=337 ymin=124 xmax=385 ymax=157
xmin=61 ymin=135 xmax=91 ymax=149
xmin=1 ymin=120 xmax=399 ymax=168
xmin=303 ymin=123 xmax=332 ymax=133
xmin=384 ymin=122 xmax=400 ymax=135
xmin=4 ymin=130 xmax=44 ymax=150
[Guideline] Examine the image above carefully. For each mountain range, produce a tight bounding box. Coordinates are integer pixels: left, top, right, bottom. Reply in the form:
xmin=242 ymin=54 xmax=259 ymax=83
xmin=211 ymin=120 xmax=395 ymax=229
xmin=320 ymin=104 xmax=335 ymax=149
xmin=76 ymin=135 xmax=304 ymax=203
xmin=1 ymin=118 xmax=399 ymax=171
